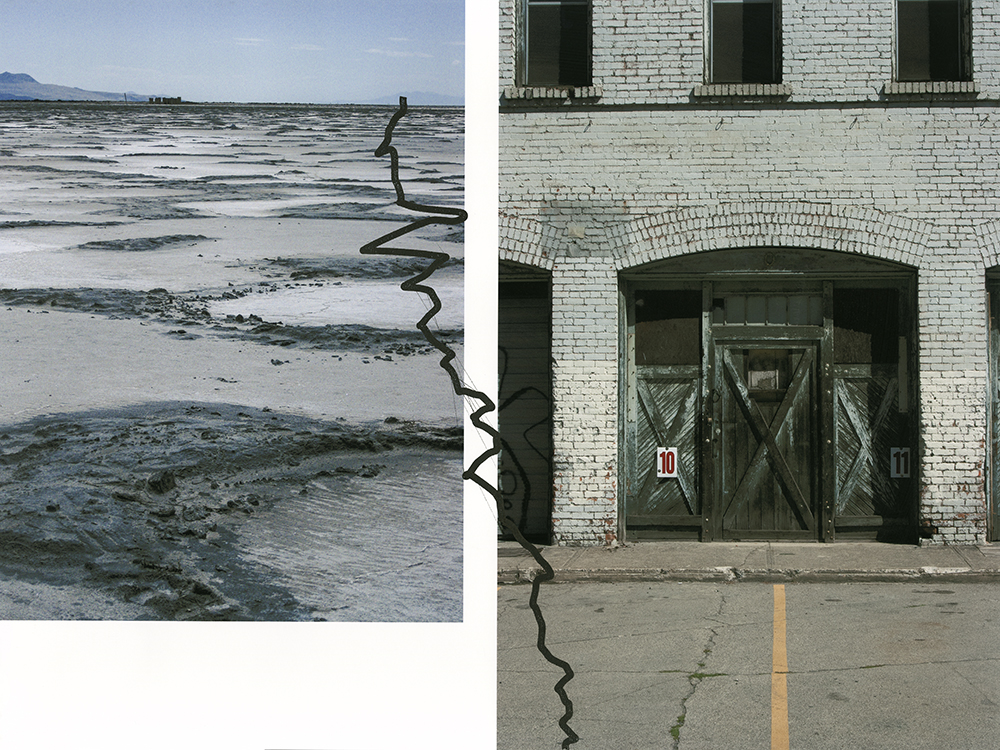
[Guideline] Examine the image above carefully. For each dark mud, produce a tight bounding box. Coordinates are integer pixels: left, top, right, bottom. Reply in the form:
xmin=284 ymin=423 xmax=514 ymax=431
xmin=75 ymin=234 xmax=210 ymax=252
xmin=0 ymin=285 xmax=461 ymax=355
xmin=0 ymin=402 xmax=461 ymax=620
xmin=0 ymin=220 xmax=127 ymax=229
xmin=266 ymin=253 xmax=463 ymax=280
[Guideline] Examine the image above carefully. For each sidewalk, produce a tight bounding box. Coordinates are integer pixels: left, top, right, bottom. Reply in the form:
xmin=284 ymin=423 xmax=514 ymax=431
xmin=498 ymin=540 xmax=1000 ymax=584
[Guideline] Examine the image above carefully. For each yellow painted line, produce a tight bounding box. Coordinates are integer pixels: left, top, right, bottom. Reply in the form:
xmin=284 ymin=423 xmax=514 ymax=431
xmin=772 ymin=584 xmax=790 ymax=750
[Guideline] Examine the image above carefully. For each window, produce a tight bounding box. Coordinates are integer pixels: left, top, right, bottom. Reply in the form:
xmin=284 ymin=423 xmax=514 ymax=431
xmin=896 ymin=0 xmax=970 ymax=82
xmin=523 ymin=0 xmax=591 ymax=87
xmin=710 ymin=0 xmax=779 ymax=84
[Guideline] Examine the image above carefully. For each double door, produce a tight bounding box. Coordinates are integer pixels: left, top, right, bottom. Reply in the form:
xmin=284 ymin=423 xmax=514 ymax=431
xmin=628 ymin=330 xmax=823 ymax=540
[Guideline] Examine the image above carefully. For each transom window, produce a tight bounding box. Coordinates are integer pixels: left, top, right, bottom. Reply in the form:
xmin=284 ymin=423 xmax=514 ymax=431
xmin=712 ymin=295 xmax=822 ymax=326
xmin=523 ymin=0 xmax=592 ymax=87
xmin=710 ymin=0 xmax=780 ymax=84
xmin=896 ymin=0 xmax=971 ymax=82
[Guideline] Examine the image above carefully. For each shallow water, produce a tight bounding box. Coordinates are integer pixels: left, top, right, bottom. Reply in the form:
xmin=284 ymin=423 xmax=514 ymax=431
xmin=236 ymin=454 xmax=463 ymax=621
xmin=207 ymin=272 xmax=463 ymax=329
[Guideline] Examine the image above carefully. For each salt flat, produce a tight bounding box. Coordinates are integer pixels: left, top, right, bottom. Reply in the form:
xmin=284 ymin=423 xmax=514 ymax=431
xmin=0 ymin=101 xmax=465 ymax=621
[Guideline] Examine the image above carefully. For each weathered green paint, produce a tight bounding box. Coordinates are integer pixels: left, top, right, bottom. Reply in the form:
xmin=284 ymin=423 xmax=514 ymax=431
xmin=623 ymin=260 xmax=917 ymax=542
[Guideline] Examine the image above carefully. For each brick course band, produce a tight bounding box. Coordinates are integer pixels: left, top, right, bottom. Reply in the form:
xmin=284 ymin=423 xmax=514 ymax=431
xmin=610 ymin=202 xmax=932 ymax=270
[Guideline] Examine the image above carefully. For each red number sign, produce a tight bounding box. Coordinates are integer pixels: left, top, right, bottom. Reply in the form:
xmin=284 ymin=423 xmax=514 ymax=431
xmin=656 ymin=447 xmax=679 ymax=479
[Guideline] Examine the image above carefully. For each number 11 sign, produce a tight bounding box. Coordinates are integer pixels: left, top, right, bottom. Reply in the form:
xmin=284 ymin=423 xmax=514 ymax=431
xmin=890 ymin=447 xmax=910 ymax=478
xmin=656 ymin=447 xmax=679 ymax=479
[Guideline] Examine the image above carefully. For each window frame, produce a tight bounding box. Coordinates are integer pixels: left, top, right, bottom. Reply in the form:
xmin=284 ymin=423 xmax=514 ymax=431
xmin=519 ymin=0 xmax=593 ymax=88
xmin=707 ymin=0 xmax=781 ymax=85
xmin=894 ymin=0 xmax=972 ymax=83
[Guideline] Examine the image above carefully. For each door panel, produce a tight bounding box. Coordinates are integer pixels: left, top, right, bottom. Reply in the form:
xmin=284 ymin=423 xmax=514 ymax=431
xmin=716 ymin=343 xmax=817 ymax=538
xmin=627 ymin=366 xmax=700 ymax=529
xmin=833 ymin=365 xmax=908 ymax=527
xmin=991 ymin=286 xmax=1000 ymax=542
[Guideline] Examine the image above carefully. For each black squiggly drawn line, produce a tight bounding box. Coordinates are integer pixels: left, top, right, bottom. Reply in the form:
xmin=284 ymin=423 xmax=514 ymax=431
xmin=362 ymin=97 xmax=578 ymax=748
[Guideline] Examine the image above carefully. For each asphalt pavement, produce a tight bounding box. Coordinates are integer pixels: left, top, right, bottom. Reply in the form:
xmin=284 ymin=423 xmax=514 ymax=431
xmin=498 ymin=578 xmax=1000 ymax=749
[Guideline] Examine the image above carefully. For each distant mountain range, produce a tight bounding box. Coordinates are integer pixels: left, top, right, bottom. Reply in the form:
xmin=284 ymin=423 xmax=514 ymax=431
xmin=0 ymin=72 xmax=148 ymax=102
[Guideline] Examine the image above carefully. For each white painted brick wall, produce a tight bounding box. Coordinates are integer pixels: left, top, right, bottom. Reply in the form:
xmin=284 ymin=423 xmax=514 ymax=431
xmin=500 ymin=1 xmax=1000 ymax=545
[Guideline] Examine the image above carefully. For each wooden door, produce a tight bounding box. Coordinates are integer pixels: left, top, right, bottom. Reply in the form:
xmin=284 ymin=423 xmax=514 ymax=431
xmin=990 ymin=285 xmax=1000 ymax=542
xmin=833 ymin=365 xmax=910 ymax=539
xmin=715 ymin=343 xmax=818 ymax=539
xmin=627 ymin=365 xmax=701 ymax=533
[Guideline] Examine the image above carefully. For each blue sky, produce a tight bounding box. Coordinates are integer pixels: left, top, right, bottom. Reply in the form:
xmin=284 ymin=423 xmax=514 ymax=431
xmin=1 ymin=0 xmax=465 ymax=103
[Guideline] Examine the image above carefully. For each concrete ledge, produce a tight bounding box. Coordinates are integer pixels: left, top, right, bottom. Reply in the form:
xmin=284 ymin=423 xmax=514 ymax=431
xmin=501 ymin=85 xmax=603 ymax=101
xmin=498 ymin=541 xmax=1000 ymax=585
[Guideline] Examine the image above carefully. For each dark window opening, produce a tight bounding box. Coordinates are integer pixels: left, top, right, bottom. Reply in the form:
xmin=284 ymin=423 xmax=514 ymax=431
xmin=635 ymin=290 xmax=701 ymax=366
xmin=711 ymin=0 xmax=778 ymax=84
xmin=834 ymin=289 xmax=899 ymax=365
xmin=525 ymin=0 xmax=592 ymax=87
xmin=745 ymin=349 xmax=794 ymax=402
xmin=712 ymin=294 xmax=823 ymax=326
xmin=897 ymin=0 xmax=969 ymax=82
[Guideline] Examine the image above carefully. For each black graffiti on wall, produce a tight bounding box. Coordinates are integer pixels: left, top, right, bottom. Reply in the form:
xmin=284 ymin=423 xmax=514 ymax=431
xmin=498 ymin=345 xmax=554 ymax=536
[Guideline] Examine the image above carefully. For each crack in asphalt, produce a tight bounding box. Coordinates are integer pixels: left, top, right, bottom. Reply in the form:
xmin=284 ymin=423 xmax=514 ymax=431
xmin=784 ymin=655 xmax=1000 ymax=674
xmin=670 ymin=593 xmax=727 ymax=749
xmin=950 ymin=663 xmax=1000 ymax=706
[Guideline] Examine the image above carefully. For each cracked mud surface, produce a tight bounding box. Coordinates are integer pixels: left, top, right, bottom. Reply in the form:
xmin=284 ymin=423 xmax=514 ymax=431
xmin=0 ymin=402 xmax=461 ymax=621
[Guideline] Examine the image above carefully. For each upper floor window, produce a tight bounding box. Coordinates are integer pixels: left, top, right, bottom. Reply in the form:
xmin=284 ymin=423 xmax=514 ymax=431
xmin=522 ymin=0 xmax=592 ymax=87
xmin=710 ymin=0 xmax=780 ymax=84
xmin=896 ymin=0 xmax=971 ymax=81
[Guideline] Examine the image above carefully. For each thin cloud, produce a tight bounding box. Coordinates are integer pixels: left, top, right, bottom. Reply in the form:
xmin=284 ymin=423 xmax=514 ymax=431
xmin=366 ymin=48 xmax=433 ymax=59
xmin=233 ymin=37 xmax=267 ymax=46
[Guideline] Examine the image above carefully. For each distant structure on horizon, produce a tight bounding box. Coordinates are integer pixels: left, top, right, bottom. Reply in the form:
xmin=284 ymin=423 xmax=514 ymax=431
xmin=148 ymin=97 xmax=183 ymax=104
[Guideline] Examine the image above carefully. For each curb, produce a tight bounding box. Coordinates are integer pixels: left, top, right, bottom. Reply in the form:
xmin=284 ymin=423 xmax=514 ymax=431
xmin=498 ymin=567 xmax=1000 ymax=585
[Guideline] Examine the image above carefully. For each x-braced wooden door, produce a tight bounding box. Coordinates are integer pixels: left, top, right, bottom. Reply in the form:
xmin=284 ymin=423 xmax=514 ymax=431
xmin=627 ymin=365 xmax=701 ymax=533
xmin=713 ymin=342 xmax=819 ymax=539
xmin=832 ymin=365 xmax=911 ymax=539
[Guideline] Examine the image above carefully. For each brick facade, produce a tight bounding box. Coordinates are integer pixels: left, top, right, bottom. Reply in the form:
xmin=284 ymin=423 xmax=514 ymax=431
xmin=500 ymin=0 xmax=1000 ymax=545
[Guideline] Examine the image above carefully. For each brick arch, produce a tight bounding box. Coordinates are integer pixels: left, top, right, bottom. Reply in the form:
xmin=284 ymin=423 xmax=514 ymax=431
xmin=977 ymin=221 xmax=1000 ymax=271
xmin=498 ymin=212 xmax=560 ymax=270
xmin=610 ymin=202 xmax=931 ymax=271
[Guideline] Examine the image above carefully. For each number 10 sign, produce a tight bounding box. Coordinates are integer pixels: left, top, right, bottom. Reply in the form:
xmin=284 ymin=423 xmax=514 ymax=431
xmin=656 ymin=447 xmax=679 ymax=479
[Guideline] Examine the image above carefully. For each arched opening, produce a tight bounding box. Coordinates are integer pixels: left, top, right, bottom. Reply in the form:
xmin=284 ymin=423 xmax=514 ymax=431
xmin=621 ymin=247 xmax=918 ymax=542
